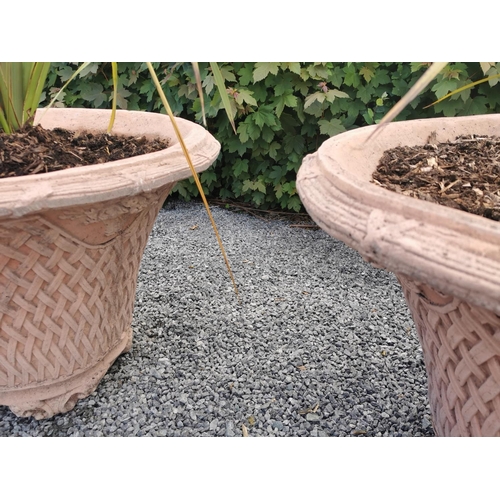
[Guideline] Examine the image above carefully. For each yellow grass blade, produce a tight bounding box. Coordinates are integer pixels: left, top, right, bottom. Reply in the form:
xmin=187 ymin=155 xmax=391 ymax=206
xmin=365 ymin=62 xmax=448 ymax=143
xmin=46 ymin=62 xmax=92 ymax=108
xmin=191 ymin=62 xmax=206 ymax=128
xmin=146 ymin=62 xmax=240 ymax=301
xmin=423 ymin=73 xmax=500 ymax=108
xmin=39 ymin=62 xmax=93 ymax=124
xmin=107 ymin=62 xmax=118 ymax=134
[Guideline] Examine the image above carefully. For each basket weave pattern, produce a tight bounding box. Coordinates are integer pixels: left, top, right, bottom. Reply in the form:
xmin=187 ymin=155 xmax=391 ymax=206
xmin=0 ymin=186 xmax=171 ymax=417
xmin=398 ymin=274 xmax=500 ymax=437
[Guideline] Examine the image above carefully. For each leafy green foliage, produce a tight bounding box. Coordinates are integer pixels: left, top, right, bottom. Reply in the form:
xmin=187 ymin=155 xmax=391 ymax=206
xmin=0 ymin=62 xmax=51 ymax=133
xmin=43 ymin=62 xmax=500 ymax=212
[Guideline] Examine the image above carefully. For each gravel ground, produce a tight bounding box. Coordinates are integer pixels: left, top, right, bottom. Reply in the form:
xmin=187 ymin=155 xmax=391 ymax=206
xmin=0 ymin=200 xmax=434 ymax=437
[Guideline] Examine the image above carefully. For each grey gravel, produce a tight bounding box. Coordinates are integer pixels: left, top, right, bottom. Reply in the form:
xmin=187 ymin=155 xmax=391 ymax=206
xmin=0 ymin=200 xmax=434 ymax=437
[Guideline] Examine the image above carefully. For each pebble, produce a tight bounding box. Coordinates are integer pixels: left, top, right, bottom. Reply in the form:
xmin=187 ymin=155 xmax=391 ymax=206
xmin=272 ymin=421 xmax=284 ymax=431
xmin=0 ymin=202 xmax=435 ymax=438
xmin=306 ymin=413 xmax=320 ymax=422
xmin=225 ymin=421 xmax=235 ymax=437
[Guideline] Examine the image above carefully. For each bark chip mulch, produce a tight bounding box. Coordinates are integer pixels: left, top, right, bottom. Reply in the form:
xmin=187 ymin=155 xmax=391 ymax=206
xmin=0 ymin=125 xmax=171 ymax=178
xmin=372 ymin=134 xmax=500 ymax=221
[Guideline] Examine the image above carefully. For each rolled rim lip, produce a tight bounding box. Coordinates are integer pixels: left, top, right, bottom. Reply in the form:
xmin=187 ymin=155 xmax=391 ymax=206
xmin=297 ymin=114 xmax=500 ymax=313
xmin=0 ymin=108 xmax=221 ymax=218
xmin=302 ymin=114 xmax=500 ymax=240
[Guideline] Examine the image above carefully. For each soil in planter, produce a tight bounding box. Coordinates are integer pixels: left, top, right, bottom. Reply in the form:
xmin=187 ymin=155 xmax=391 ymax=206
xmin=0 ymin=124 xmax=171 ymax=178
xmin=372 ymin=134 xmax=500 ymax=222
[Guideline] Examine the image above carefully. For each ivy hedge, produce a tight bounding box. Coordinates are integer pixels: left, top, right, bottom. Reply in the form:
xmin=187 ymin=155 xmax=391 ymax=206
xmin=43 ymin=62 xmax=500 ymax=211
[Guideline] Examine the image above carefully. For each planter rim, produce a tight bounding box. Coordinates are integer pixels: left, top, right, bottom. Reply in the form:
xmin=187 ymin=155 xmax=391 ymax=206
xmin=0 ymin=108 xmax=220 ymax=218
xmin=297 ymin=113 xmax=500 ymax=314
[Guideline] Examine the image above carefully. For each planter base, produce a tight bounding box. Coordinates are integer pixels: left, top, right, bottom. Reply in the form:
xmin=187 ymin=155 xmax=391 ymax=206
xmin=398 ymin=274 xmax=500 ymax=437
xmin=5 ymin=327 xmax=132 ymax=419
xmin=0 ymin=184 xmax=172 ymax=419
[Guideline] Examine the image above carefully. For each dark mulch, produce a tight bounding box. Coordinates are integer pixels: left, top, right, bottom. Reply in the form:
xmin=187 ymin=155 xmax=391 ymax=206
xmin=372 ymin=134 xmax=500 ymax=221
xmin=0 ymin=125 xmax=171 ymax=178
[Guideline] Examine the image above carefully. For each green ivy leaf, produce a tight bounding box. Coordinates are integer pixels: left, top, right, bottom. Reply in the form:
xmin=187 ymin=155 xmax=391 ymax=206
xmin=303 ymin=99 xmax=324 ymax=117
xmin=283 ymin=134 xmax=305 ymax=155
xmin=324 ymin=88 xmax=349 ymax=102
xmin=114 ymin=87 xmax=132 ymax=109
xmin=356 ymin=85 xmax=373 ymax=104
xmin=434 ymin=99 xmax=462 ymax=116
xmin=237 ymin=122 xmax=250 ymax=143
xmin=252 ymin=191 xmax=266 ymax=205
xmin=287 ymin=195 xmax=302 ymax=212
xmin=306 ymin=63 xmax=329 ymax=79
xmin=139 ymin=79 xmax=157 ymax=102
xmin=294 ymin=80 xmax=310 ymax=96
xmin=233 ymin=159 xmax=249 ymax=177
xmin=370 ymin=70 xmax=391 ymax=87
xmin=172 ymin=182 xmax=190 ymax=199
xmin=329 ymin=66 xmax=344 ymax=88
xmin=253 ymin=62 xmax=280 ymax=83
xmin=362 ymin=108 xmax=375 ymax=125
xmin=304 ymin=91 xmax=326 ymax=109
xmin=410 ymin=62 xmax=430 ymax=73
xmin=392 ymin=77 xmax=412 ymax=97
xmin=286 ymin=159 xmax=300 ymax=172
xmin=359 ymin=66 xmax=376 ymax=83
xmin=274 ymin=73 xmax=296 ymax=96
xmin=462 ymin=96 xmax=489 ymax=115
xmin=201 ymin=169 xmax=217 ymax=187
xmin=235 ymin=88 xmax=257 ymax=107
xmin=250 ymin=84 xmax=268 ymax=102
xmin=281 ymin=62 xmax=301 ymax=74
xmin=247 ymin=119 xmax=262 ymax=140
xmin=79 ymin=62 xmax=99 ymax=78
xmin=432 ymin=79 xmax=459 ymax=99
xmin=220 ymin=67 xmax=236 ymax=82
xmin=479 ymin=84 xmax=500 ymax=108
xmin=268 ymin=141 xmax=281 ymax=159
xmin=227 ymin=137 xmax=248 ymax=154
xmin=343 ymin=65 xmax=361 ymax=87
xmin=57 ymin=64 xmax=78 ymax=82
xmin=79 ymin=83 xmax=106 ymax=107
xmin=318 ymin=118 xmax=346 ymax=137
xmin=261 ymin=125 xmax=275 ymax=143
xmin=242 ymin=179 xmax=259 ymax=193
xmin=255 ymin=179 xmax=267 ymax=193
xmin=269 ymin=164 xmax=286 ymax=181
xmin=203 ymin=74 xmax=215 ymax=94
xmin=237 ymin=64 xmax=255 ymax=86
xmin=274 ymin=92 xmax=298 ymax=118
xmin=251 ymin=106 xmax=277 ymax=128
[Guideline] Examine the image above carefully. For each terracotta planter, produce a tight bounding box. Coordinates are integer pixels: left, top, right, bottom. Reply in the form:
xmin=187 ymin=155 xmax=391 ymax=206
xmin=0 ymin=108 xmax=220 ymax=419
xmin=297 ymin=114 xmax=500 ymax=437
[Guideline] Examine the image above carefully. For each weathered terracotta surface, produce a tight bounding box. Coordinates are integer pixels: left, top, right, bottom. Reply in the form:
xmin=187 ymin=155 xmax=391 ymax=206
xmin=0 ymin=108 xmax=220 ymax=419
xmin=297 ymin=114 xmax=500 ymax=436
